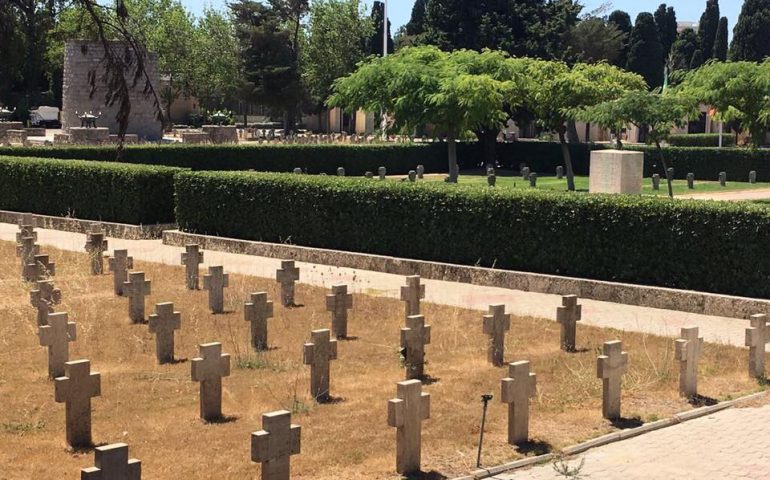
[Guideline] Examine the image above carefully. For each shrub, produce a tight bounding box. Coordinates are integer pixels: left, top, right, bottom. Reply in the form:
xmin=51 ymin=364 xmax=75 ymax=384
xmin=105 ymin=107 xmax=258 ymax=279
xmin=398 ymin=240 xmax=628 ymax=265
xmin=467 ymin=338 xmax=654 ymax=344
xmin=667 ymin=134 xmax=736 ymax=147
xmin=625 ymin=145 xmax=770 ymax=181
xmin=174 ymin=171 xmax=770 ymax=299
xmin=0 ymin=155 xmax=181 ymax=224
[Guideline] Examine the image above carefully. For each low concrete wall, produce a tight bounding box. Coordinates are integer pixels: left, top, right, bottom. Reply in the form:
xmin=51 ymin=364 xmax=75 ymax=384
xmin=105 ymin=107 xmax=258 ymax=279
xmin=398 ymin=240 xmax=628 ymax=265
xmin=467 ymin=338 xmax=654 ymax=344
xmin=0 ymin=210 xmax=175 ymax=239
xmin=162 ymin=229 xmax=770 ymax=319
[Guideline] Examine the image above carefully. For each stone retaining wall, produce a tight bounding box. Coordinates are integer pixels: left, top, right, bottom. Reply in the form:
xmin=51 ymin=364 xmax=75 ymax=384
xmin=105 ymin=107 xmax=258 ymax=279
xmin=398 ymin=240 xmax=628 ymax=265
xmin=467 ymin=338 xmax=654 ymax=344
xmin=0 ymin=210 xmax=175 ymax=239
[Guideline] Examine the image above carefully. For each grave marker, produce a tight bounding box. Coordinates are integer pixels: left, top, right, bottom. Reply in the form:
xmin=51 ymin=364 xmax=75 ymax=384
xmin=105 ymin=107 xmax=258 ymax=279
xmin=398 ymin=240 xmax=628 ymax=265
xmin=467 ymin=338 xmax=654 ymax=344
xmin=675 ymin=326 xmax=703 ymax=397
xmin=251 ymin=410 xmax=301 ymax=480
xmin=556 ymin=295 xmax=582 ymax=352
xmin=203 ymin=266 xmax=229 ymax=313
xmin=108 ymin=250 xmax=133 ymax=296
xmin=596 ymin=340 xmax=628 ymax=419
xmin=276 ymin=260 xmax=299 ymax=307
xmin=521 ymin=166 xmax=530 ymax=180
xmin=401 ymin=315 xmax=431 ymax=380
xmin=16 ymin=236 xmax=39 ymax=277
xmin=408 ymin=170 xmax=417 ymax=182
xmin=337 ymin=167 xmax=345 ymax=176
xmin=416 ymin=165 xmax=424 ymax=179
xmin=746 ymin=314 xmax=770 ymax=379
xmin=482 ymin=304 xmax=510 ymax=367
xmin=39 ymin=312 xmax=76 ymax=378
xmin=652 ymin=174 xmax=660 ymax=190
xmin=245 ymin=292 xmax=274 ymax=351
xmin=687 ymin=173 xmax=695 ymax=189
xmin=124 ymin=272 xmax=151 ymax=323
xmin=556 ymin=166 xmax=564 ymax=179
xmin=400 ymin=275 xmax=425 ymax=318
xmin=378 ymin=166 xmax=386 ymax=180
xmin=529 ymin=172 xmax=537 ymax=187
xmin=30 ymin=279 xmax=61 ymax=326
xmin=303 ymin=329 xmax=338 ymax=401
xmin=487 ymin=174 xmax=496 ymax=186
xmin=750 ymin=170 xmax=757 ymax=184
xmin=387 ymin=379 xmax=430 ymax=475
xmin=55 ymin=359 xmax=100 ymax=447
xmin=16 ymin=224 xmax=37 ymax=244
xmin=180 ymin=244 xmax=204 ymax=290
xmin=719 ymin=171 xmax=727 ymax=186
xmin=500 ymin=360 xmax=537 ymax=444
xmin=191 ymin=342 xmax=231 ymax=421
xmin=148 ymin=302 xmax=181 ymax=364
xmin=326 ymin=284 xmax=353 ymax=338
xmin=81 ymin=443 xmax=141 ymax=480
xmin=84 ymin=225 xmax=108 ymax=275
xmin=24 ymin=254 xmax=55 ymax=282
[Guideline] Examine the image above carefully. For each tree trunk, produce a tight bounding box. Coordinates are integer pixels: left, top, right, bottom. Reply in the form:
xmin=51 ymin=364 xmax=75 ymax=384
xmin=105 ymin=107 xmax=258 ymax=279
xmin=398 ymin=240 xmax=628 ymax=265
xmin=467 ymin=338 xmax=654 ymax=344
xmin=476 ymin=128 xmax=498 ymax=171
xmin=558 ymin=129 xmax=576 ymax=191
xmin=447 ymin=134 xmax=459 ymax=183
xmin=567 ymin=120 xmax=580 ymax=144
xmin=655 ymin=139 xmax=674 ymax=199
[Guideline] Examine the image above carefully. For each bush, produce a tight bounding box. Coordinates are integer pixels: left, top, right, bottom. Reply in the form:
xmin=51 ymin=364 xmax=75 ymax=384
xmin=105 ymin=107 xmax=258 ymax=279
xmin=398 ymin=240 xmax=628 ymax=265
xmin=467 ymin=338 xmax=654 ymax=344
xmin=667 ymin=134 xmax=736 ymax=147
xmin=0 ymin=155 xmax=181 ymax=224
xmin=624 ymin=145 xmax=770 ymax=181
xmin=175 ymin=171 xmax=770 ymax=299
xmin=458 ymin=141 xmax=592 ymax=174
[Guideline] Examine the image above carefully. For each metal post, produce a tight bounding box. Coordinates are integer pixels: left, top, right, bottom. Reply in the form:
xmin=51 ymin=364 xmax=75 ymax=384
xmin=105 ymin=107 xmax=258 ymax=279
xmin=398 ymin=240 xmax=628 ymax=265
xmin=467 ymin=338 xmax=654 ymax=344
xmin=381 ymin=0 xmax=388 ymax=141
xmin=719 ymin=121 xmax=723 ymax=148
xmin=477 ymin=393 xmax=493 ymax=468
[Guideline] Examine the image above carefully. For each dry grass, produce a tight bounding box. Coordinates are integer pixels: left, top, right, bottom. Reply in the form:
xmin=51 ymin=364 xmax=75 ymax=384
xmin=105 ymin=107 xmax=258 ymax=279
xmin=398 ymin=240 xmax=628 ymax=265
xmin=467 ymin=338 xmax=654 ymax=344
xmin=0 ymin=240 xmax=764 ymax=479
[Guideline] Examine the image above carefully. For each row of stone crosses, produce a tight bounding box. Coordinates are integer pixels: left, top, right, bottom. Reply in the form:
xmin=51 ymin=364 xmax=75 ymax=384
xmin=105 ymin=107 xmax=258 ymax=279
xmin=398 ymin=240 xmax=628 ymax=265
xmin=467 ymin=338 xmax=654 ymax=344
xmin=13 ymin=215 xmax=770 ymax=479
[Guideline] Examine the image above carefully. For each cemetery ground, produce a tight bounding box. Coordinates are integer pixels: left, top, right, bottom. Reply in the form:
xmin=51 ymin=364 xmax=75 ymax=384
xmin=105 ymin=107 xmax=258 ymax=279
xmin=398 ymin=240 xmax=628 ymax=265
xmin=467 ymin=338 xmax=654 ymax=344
xmin=0 ymin=242 xmax=767 ymax=478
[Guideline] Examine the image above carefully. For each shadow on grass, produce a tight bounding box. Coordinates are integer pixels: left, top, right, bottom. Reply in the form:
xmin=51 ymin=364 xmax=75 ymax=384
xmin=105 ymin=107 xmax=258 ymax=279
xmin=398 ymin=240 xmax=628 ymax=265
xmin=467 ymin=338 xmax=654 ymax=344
xmin=337 ymin=335 xmax=359 ymax=341
xmin=688 ymin=394 xmax=718 ymax=407
xmin=402 ymin=470 xmax=448 ymax=480
xmin=610 ymin=416 xmax=644 ymax=429
xmin=317 ymin=395 xmax=345 ymax=405
xmin=205 ymin=414 xmax=239 ymax=425
xmin=167 ymin=357 xmax=188 ymax=365
xmin=515 ymin=439 xmax=554 ymax=456
xmin=419 ymin=374 xmax=440 ymax=385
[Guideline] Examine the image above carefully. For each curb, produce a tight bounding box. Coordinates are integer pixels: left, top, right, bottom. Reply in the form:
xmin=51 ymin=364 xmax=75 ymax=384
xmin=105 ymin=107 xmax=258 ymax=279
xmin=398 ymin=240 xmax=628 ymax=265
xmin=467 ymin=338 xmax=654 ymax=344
xmin=0 ymin=210 xmax=175 ymax=240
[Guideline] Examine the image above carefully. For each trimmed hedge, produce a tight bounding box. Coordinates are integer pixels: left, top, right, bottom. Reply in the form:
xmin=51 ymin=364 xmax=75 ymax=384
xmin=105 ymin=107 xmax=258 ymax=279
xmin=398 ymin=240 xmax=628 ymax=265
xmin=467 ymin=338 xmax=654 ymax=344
xmin=667 ymin=133 xmax=735 ymax=148
xmin=457 ymin=141 xmax=592 ymax=174
xmin=625 ymin=145 xmax=770 ymax=182
xmin=0 ymin=156 xmax=181 ymax=224
xmin=175 ymin=171 xmax=770 ymax=299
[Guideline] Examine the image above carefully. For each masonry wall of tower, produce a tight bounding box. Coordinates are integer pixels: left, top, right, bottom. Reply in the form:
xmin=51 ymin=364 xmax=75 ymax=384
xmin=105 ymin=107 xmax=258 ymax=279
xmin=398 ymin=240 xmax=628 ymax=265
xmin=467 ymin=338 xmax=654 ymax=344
xmin=62 ymin=40 xmax=163 ymax=140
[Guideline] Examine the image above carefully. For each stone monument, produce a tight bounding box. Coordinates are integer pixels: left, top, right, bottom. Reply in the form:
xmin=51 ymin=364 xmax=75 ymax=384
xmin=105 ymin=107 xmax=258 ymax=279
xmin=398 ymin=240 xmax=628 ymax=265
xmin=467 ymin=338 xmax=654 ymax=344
xmin=251 ymin=410 xmax=301 ymax=480
xmin=387 ymin=380 xmax=430 ymax=475
xmin=589 ymin=150 xmax=644 ymax=194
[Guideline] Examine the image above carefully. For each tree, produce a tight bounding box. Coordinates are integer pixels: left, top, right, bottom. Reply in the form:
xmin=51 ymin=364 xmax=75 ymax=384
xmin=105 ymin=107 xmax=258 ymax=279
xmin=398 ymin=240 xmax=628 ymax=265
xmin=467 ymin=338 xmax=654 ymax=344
xmin=698 ymin=0 xmax=720 ymax=59
xmin=608 ymin=10 xmax=632 ymax=68
xmin=627 ymin=13 xmax=664 ymax=89
xmin=0 ymin=1 xmax=25 ymax=108
xmin=730 ymin=0 xmax=770 ymax=61
xmin=669 ymin=28 xmax=700 ymax=72
xmin=713 ymin=16 xmax=728 ymax=61
xmin=654 ymin=4 xmax=677 ymax=61
xmin=191 ymin=8 xmax=241 ymax=109
xmin=689 ymin=49 xmax=704 ymax=69
xmin=564 ymin=17 xmax=625 ymax=65
xmin=405 ymin=0 xmax=427 ymax=36
xmin=367 ymin=1 xmax=393 ymax=56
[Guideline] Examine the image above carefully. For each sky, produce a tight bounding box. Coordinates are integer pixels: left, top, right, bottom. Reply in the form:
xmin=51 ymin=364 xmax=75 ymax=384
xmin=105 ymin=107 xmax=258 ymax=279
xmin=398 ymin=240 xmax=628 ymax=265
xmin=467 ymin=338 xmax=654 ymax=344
xmin=182 ymin=1 xmax=742 ymax=33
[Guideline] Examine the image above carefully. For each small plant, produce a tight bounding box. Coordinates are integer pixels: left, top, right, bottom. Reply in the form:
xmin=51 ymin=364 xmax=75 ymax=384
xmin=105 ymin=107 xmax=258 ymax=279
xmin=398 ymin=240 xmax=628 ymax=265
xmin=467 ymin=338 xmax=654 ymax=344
xmin=235 ymin=354 xmax=284 ymax=372
xmin=552 ymin=457 xmax=586 ymax=479
xmin=2 ymin=420 xmax=45 ymax=434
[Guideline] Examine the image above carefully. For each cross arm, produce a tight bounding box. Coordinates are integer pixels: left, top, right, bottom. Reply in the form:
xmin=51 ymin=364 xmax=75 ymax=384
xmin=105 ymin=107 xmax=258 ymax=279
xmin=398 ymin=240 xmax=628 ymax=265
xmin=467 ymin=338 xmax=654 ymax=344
xmin=54 ymin=377 xmax=69 ymax=403
xmin=180 ymin=252 xmax=188 ymax=265
xmin=329 ymin=339 xmax=338 ymax=360
xmin=596 ymin=355 xmax=609 ymax=379
xmin=529 ymin=373 xmax=537 ymax=397
xmin=89 ymin=373 xmax=102 ymax=398
xmin=38 ymin=325 xmax=53 ymax=346
xmin=421 ymin=392 xmax=430 ymax=420
xmin=303 ymin=343 xmax=315 ymax=365
xmin=482 ymin=315 xmax=494 ymax=335
xmin=251 ymin=430 xmax=271 ymax=462
xmin=387 ymin=398 xmax=404 ymax=428
xmin=290 ymin=424 xmax=301 ymax=454
xmin=203 ymin=276 xmax=211 ymax=290
xmin=67 ymin=322 xmax=77 ymax=341
xmin=80 ymin=467 xmax=102 ymax=479
xmin=191 ymin=358 xmax=203 ymax=382
xmin=108 ymin=257 xmax=116 ymax=271
xmin=500 ymin=377 xmax=515 ymax=404
xmin=675 ymin=339 xmax=687 ymax=361
xmin=399 ymin=328 xmax=410 ymax=349
xmin=220 ymin=354 xmax=231 ymax=378
xmin=325 ymin=295 xmax=336 ymax=311
xmin=29 ymin=289 xmax=40 ymax=306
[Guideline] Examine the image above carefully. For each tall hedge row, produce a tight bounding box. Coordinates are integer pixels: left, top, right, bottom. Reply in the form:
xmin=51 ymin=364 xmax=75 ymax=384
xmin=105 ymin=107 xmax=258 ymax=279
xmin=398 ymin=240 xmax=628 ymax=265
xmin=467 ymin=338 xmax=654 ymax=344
xmin=0 ymin=156 xmax=181 ymax=224
xmin=667 ymin=133 xmax=736 ymax=148
xmin=174 ymin=171 xmax=770 ymax=299
xmin=628 ymin=146 xmax=770 ymax=181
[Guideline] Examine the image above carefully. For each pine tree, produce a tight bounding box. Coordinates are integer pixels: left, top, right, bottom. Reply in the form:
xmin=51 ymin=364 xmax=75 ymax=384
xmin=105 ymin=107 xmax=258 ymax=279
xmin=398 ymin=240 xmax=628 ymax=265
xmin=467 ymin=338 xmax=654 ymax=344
xmin=608 ymin=10 xmax=633 ymax=68
xmin=730 ymin=0 xmax=770 ymax=61
xmin=698 ymin=0 xmax=720 ymax=59
xmin=670 ymin=28 xmax=700 ymax=71
xmin=368 ymin=1 xmax=394 ymax=56
xmin=690 ymin=49 xmax=704 ymax=69
xmin=626 ymin=12 xmax=664 ymax=88
xmin=654 ymin=4 xmax=678 ymax=61
xmin=713 ymin=16 xmax=728 ymax=61
xmin=405 ymin=0 xmax=427 ymax=36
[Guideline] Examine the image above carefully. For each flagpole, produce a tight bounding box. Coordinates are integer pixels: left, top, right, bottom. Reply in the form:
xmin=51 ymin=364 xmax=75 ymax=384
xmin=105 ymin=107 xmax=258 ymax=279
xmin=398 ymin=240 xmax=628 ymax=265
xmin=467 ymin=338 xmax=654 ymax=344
xmin=381 ymin=0 xmax=388 ymax=141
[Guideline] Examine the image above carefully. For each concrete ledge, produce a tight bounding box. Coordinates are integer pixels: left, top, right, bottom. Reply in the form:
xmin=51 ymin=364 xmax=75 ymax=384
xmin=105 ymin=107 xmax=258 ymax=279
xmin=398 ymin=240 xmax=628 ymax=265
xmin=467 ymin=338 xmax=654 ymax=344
xmin=0 ymin=210 xmax=175 ymax=239
xmin=163 ymin=230 xmax=770 ymax=319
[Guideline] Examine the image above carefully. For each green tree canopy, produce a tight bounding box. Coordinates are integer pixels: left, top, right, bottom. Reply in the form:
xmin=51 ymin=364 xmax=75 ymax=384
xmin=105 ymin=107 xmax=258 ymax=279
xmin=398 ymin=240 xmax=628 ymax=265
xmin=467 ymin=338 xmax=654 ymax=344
xmin=698 ymin=0 xmax=720 ymax=59
xmin=654 ymin=4 xmax=678 ymax=61
xmin=564 ymin=16 xmax=626 ymax=65
xmin=191 ymin=8 xmax=241 ymax=109
xmin=608 ymin=9 xmax=632 ymax=68
xmin=406 ymin=0 xmax=427 ymax=36
xmin=669 ymin=28 xmax=700 ymax=72
xmin=367 ymin=1 xmax=393 ymax=56
xmin=730 ymin=0 xmax=770 ymax=61
xmin=713 ymin=16 xmax=728 ymax=61
xmin=626 ymin=12 xmax=664 ymax=88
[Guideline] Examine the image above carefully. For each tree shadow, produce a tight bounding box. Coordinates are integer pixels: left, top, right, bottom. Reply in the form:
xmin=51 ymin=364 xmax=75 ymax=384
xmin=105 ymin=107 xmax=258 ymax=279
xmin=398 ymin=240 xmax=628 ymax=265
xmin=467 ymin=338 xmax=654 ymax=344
xmin=418 ymin=374 xmax=440 ymax=385
xmin=317 ymin=395 xmax=345 ymax=405
xmin=402 ymin=470 xmax=448 ymax=480
xmin=205 ymin=414 xmax=239 ymax=425
xmin=286 ymin=303 xmax=305 ymax=309
xmin=610 ymin=416 xmax=644 ymax=429
xmin=338 ymin=335 xmax=359 ymax=341
xmin=167 ymin=357 xmax=188 ymax=365
xmin=68 ymin=442 xmax=105 ymax=454
xmin=515 ymin=439 xmax=554 ymax=456
xmin=688 ymin=394 xmax=718 ymax=407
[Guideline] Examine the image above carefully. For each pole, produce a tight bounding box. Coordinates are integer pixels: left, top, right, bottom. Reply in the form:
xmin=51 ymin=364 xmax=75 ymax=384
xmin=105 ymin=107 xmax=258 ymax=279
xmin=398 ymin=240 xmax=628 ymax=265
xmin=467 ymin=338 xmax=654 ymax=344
xmin=381 ymin=0 xmax=388 ymax=141
xmin=476 ymin=393 xmax=493 ymax=468
xmin=719 ymin=121 xmax=723 ymax=148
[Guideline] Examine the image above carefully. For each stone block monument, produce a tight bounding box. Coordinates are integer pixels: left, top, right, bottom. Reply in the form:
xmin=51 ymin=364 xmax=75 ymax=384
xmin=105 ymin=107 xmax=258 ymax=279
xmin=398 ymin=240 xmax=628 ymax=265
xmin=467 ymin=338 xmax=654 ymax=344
xmin=589 ymin=150 xmax=644 ymax=194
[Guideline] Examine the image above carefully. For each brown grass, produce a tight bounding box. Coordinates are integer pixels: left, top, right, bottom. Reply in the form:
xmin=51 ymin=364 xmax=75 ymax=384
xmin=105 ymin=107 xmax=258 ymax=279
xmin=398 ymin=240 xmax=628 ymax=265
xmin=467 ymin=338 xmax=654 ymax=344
xmin=0 ymin=240 xmax=764 ymax=479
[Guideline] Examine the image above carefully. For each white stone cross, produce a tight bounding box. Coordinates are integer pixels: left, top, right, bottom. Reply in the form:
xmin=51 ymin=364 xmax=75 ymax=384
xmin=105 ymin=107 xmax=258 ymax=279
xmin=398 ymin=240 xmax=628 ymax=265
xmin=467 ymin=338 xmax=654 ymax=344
xmin=81 ymin=443 xmax=141 ymax=480
xmin=400 ymin=315 xmax=431 ymax=380
xmin=501 ymin=360 xmax=537 ymax=444
xmin=148 ymin=302 xmax=181 ymax=364
xmin=16 ymin=235 xmax=39 ymax=277
xmin=245 ymin=292 xmax=273 ymax=351
xmin=180 ymin=244 xmax=204 ymax=290
xmin=303 ymin=329 xmax=338 ymax=401
xmin=596 ymin=340 xmax=628 ymax=420
xmin=124 ymin=271 xmax=151 ymax=323
xmin=29 ymin=279 xmax=61 ymax=326
xmin=276 ymin=260 xmax=299 ymax=307
xmin=675 ymin=326 xmax=703 ymax=398
xmin=23 ymin=253 xmax=55 ymax=283
xmin=191 ymin=342 xmax=231 ymax=421
xmin=39 ymin=312 xmax=76 ymax=378
xmin=387 ymin=379 xmax=430 ymax=475
xmin=556 ymin=295 xmax=582 ymax=352
xmin=251 ymin=410 xmax=301 ymax=480
xmin=746 ymin=313 xmax=770 ymax=379
xmin=400 ymin=276 xmax=425 ymax=318
xmin=326 ymin=284 xmax=353 ymax=338
xmin=54 ymin=359 xmax=101 ymax=448
xmin=84 ymin=226 xmax=108 ymax=275
xmin=203 ymin=266 xmax=229 ymax=314
xmin=483 ymin=304 xmax=510 ymax=367
xmin=108 ymin=249 xmax=133 ymax=296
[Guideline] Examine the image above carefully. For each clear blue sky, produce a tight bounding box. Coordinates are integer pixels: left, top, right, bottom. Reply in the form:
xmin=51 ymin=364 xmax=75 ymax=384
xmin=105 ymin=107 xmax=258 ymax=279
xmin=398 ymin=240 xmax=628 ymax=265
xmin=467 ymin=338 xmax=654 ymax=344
xmin=182 ymin=1 xmax=742 ymax=33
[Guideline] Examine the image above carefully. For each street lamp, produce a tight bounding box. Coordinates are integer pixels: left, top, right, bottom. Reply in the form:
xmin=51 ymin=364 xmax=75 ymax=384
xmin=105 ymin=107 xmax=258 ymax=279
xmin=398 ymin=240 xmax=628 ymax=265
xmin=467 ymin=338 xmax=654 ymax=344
xmin=381 ymin=0 xmax=388 ymax=141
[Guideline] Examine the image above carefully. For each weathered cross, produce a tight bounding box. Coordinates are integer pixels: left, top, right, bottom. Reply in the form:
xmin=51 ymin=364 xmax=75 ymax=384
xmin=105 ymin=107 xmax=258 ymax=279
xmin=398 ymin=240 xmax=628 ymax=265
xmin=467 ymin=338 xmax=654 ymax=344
xmin=501 ymin=360 xmax=537 ymax=444
xmin=251 ymin=410 xmax=301 ymax=480
xmin=400 ymin=314 xmax=432 ymax=380
xmin=108 ymin=249 xmax=133 ymax=296
xmin=276 ymin=260 xmax=300 ymax=307
xmin=148 ymin=302 xmax=181 ymax=364
xmin=556 ymin=295 xmax=582 ymax=352
xmin=746 ymin=313 xmax=770 ymax=379
xmin=54 ymin=359 xmax=101 ymax=448
xmin=84 ymin=225 xmax=108 ymax=275
xmin=596 ymin=340 xmax=628 ymax=420
xmin=81 ymin=443 xmax=141 ymax=480
xmin=124 ymin=271 xmax=151 ymax=323
xmin=29 ymin=279 xmax=61 ymax=326
xmin=326 ymin=284 xmax=353 ymax=338
xmin=191 ymin=342 xmax=231 ymax=421
xmin=400 ymin=276 xmax=425 ymax=318
xmin=23 ymin=253 xmax=55 ymax=283
xmin=244 ymin=292 xmax=274 ymax=351
xmin=483 ymin=304 xmax=510 ymax=367
xmin=180 ymin=244 xmax=204 ymax=290
xmin=675 ymin=326 xmax=703 ymax=398
xmin=16 ymin=235 xmax=39 ymax=276
xmin=39 ymin=312 xmax=76 ymax=378
xmin=203 ymin=266 xmax=229 ymax=314
xmin=16 ymin=224 xmax=37 ymax=244
xmin=303 ymin=329 xmax=338 ymax=402
xmin=387 ymin=379 xmax=431 ymax=475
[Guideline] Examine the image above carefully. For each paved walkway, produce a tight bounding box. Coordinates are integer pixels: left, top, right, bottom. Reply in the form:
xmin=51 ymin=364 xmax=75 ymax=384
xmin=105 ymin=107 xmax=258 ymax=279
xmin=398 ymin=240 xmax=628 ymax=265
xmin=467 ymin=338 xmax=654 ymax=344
xmin=680 ymin=188 xmax=770 ymax=202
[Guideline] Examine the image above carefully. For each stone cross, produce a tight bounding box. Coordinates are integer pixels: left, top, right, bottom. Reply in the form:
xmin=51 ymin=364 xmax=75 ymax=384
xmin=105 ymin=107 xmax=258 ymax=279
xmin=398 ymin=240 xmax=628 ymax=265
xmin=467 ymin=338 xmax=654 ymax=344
xmin=108 ymin=250 xmax=133 ymax=296
xmin=303 ymin=329 xmax=338 ymax=402
xmin=18 ymin=212 xmax=34 ymax=229
xmin=387 ymin=379 xmax=430 ymax=475
xmin=29 ymin=279 xmax=61 ymax=326
xmin=482 ymin=304 xmax=510 ymax=367
xmin=180 ymin=244 xmax=204 ymax=290
xmin=24 ymin=254 xmax=55 ymax=282
xmin=203 ymin=266 xmax=229 ymax=314
xmin=39 ymin=312 xmax=76 ymax=378
xmin=746 ymin=314 xmax=770 ymax=379
xmin=81 ymin=443 xmax=141 ymax=480
xmin=84 ymin=226 xmax=108 ymax=275
xmin=54 ymin=359 xmax=101 ymax=447
xmin=556 ymin=295 xmax=582 ymax=352
xmin=400 ymin=314 xmax=431 ymax=380
xmin=276 ymin=260 xmax=299 ymax=307
xmin=16 ymin=235 xmax=39 ymax=276
xmin=400 ymin=275 xmax=425 ymax=318
xmin=148 ymin=302 xmax=181 ymax=364
xmin=251 ymin=410 xmax=301 ymax=480
xmin=124 ymin=272 xmax=151 ymax=323
xmin=245 ymin=292 xmax=274 ymax=351
xmin=596 ymin=340 xmax=628 ymax=420
xmin=675 ymin=326 xmax=703 ymax=398
xmin=326 ymin=284 xmax=353 ymax=338
xmin=16 ymin=224 xmax=37 ymax=244
xmin=500 ymin=360 xmax=537 ymax=445
xmin=191 ymin=342 xmax=231 ymax=421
